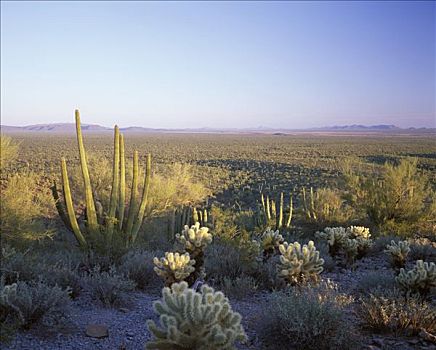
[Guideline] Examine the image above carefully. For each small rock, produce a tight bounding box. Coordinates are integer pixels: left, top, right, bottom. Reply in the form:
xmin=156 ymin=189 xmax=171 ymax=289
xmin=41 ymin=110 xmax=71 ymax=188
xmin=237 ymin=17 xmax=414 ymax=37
xmin=366 ymin=346 xmax=380 ymax=350
xmin=86 ymin=324 xmax=109 ymax=338
xmin=119 ymin=307 xmax=129 ymax=313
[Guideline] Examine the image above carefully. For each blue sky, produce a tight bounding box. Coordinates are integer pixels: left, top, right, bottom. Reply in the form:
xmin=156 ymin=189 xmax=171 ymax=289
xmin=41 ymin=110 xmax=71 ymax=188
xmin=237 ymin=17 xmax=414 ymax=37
xmin=1 ymin=1 xmax=435 ymax=128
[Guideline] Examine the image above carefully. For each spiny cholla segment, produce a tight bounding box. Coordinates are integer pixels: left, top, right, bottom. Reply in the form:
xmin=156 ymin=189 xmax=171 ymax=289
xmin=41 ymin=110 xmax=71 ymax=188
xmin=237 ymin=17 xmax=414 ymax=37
xmin=153 ymin=252 xmax=195 ymax=286
xmin=146 ymin=281 xmax=247 ymax=350
xmin=277 ymin=240 xmax=324 ymax=285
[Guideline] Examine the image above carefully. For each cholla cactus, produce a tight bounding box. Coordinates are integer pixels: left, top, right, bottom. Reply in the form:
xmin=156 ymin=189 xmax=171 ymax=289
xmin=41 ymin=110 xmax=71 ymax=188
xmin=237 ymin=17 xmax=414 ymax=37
xmin=261 ymin=228 xmax=284 ymax=258
xmin=315 ymin=227 xmax=348 ymax=256
xmin=385 ymin=240 xmax=410 ymax=269
xmin=176 ymin=222 xmax=213 ymax=256
xmin=153 ymin=252 xmax=195 ymax=287
xmin=396 ymin=260 xmax=436 ymax=297
xmin=146 ymin=281 xmax=247 ymax=350
xmin=347 ymin=226 xmax=371 ymax=240
xmin=277 ymin=241 xmax=324 ymax=285
xmin=317 ymin=226 xmax=372 ymax=261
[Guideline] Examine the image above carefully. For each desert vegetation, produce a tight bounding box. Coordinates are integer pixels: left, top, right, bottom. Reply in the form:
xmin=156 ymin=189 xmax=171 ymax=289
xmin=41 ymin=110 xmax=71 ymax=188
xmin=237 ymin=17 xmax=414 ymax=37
xmin=0 ymin=111 xmax=435 ymax=349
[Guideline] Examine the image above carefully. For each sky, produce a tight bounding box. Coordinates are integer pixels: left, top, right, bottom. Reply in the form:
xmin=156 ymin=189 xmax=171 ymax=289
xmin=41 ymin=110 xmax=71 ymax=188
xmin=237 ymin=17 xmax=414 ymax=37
xmin=1 ymin=1 xmax=435 ymax=129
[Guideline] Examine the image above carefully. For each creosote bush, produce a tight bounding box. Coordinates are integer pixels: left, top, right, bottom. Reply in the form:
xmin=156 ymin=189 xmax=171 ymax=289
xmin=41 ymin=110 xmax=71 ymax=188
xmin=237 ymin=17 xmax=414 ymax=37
xmin=258 ymin=281 xmax=357 ymax=350
xmin=358 ymin=288 xmax=436 ymax=335
xmin=146 ymin=281 xmax=247 ymax=349
xmin=119 ymin=249 xmax=161 ymax=290
xmin=82 ymin=266 xmax=136 ymax=307
xmin=0 ymin=135 xmax=19 ymax=169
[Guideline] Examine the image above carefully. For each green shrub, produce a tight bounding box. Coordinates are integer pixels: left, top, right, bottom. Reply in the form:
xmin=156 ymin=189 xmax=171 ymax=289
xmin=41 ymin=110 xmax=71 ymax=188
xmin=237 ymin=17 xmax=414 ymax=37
xmin=146 ymin=281 xmax=247 ymax=349
xmin=0 ymin=173 xmax=54 ymax=245
xmin=82 ymin=266 xmax=135 ymax=307
xmin=41 ymin=264 xmax=82 ymax=299
xmin=220 ymin=276 xmax=258 ymax=300
xmin=344 ymin=158 xmax=433 ymax=236
xmin=357 ymin=271 xmax=397 ymax=295
xmin=358 ymin=288 xmax=436 ymax=335
xmin=1 ymin=246 xmax=39 ymax=284
xmin=119 ymin=250 xmax=161 ymax=290
xmin=258 ymin=282 xmax=357 ymax=349
xmin=0 ymin=280 xmax=70 ymax=331
xmin=0 ymin=135 xmax=19 ymax=169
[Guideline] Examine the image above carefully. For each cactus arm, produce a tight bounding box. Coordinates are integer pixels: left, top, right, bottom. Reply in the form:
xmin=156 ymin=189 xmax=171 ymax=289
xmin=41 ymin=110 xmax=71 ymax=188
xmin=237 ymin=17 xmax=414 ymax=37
xmin=75 ymin=110 xmax=98 ymax=233
xmin=278 ymin=192 xmax=283 ymax=228
xmin=126 ymin=151 xmax=139 ymax=241
xmin=107 ymin=125 xmax=120 ymax=236
xmin=118 ymin=133 xmax=126 ymax=231
xmin=266 ymin=196 xmax=271 ymax=221
xmin=286 ymin=195 xmax=293 ymax=228
xmin=51 ymin=180 xmax=72 ymax=232
xmin=310 ymin=187 xmax=317 ymax=220
xmin=61 ymin=158 xmax=87 ymax=248
xmin=131 ymin=153 xmax=151 ymax=242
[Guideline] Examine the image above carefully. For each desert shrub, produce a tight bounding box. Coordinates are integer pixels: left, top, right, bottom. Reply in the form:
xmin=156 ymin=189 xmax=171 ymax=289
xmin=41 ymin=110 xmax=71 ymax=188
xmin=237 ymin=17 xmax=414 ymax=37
xmin=277 ymin=241 xmax=324 ymax=285
xmin=258 ymin=282 xmax=357 ymax=349
xmin=358 ymin=288 xmax=436 ymax=335
xmin=357 ymin=271 xmax=397 ymax=295
xmin=409 ymin=237 xmax=436 ymax=262
xmin=41 ymin=264 xmax=82 ymax=299
xmin=220 ymin=276 xmax=258 ymax=300
xmin=0 ymin=173 xmax=54 ymax=245
xmin=1 ymin=246 xmax=40 ymax=284
xmin=384 ymin=240 xmax=410 ymax=269
xmin=344 ymin=158 xmax=433 ymax=236
xmin=301 ymin=187 xmax=353 ymax=226
xmin=396 ymin=260 xmax=436 ymax=297
xmin=146 ymin=281 xmax=247 ymax=349
xmin=255 ymin=255 xmax=287 ymax=290
xmin=208 ymin=206 xmax=254 ymax=242
xmin=82 ymin=266 xmax=136 ymax=307
xmin=119 ymin=249 xmax=161 ymax=290
xmin=0 ymin=135 xmax=19 ymax=169
xmin=0 ymin=279 xmax=70 ymax=331
xmin=371 ymin=235 xmax=400 ymax=254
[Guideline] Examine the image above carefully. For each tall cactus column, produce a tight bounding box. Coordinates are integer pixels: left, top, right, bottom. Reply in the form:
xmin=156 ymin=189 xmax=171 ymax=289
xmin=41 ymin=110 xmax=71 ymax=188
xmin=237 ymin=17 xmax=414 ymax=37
xmin=107 ymin=125 xmax=120 ymax=238
xmin=75 ymin=110 xmax=98 ymax=234
xmin=118 ymin=134 xmax=126 ymax=231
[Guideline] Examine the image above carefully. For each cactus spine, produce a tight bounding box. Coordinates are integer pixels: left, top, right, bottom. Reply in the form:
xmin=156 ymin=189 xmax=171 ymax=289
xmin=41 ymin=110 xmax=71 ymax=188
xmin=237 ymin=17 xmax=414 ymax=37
xmin=75 ymin=110 xmax=98 ymax=234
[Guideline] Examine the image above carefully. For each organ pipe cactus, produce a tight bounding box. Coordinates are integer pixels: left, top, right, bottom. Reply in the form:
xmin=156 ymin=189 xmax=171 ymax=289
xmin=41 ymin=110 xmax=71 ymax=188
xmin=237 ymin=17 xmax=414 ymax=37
xmin=277 ymin=241 xmax=324 ymax=285
xmin=52 ymin=109 xmax=152 ymax=250
xmin=396 ymin=260 xmax=436 ymax=297
xmin=146 ymin=281 xmax=247 ymax=350
xmin=384 ymin=240 xmax=410 ymax=269
xmin=260 ymin=192 xmax=293 ymax=230
xmin=153 ymin=252 xmax=196 ymax=287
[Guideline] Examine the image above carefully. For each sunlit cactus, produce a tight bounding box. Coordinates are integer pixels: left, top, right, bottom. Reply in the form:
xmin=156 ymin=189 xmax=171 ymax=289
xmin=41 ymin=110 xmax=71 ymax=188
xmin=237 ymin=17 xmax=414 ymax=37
xmin=396 ymin=260 xmax=436 ymax=297
xmin=146 ymin=281 xmax=247 ymax=349
xmin=259 ymin=192 xmax=293 ymax=230
xmin=261 ymin=228 xmax=284 ymax=259
xmin=384 ymin=240 xmax=410 ymax=269
xmin=277 ymin=241 xmax=324 ymax=285
xmin=51 ymin=109 xmax=152 ymax=250
xmin=153 ymin=252 xmax=196 ymax=286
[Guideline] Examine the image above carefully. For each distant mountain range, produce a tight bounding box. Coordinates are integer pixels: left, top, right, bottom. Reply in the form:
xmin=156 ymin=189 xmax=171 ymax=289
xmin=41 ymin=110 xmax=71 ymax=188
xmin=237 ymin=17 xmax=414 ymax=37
xmin=1 ymin=123 xmax=434 ymax=134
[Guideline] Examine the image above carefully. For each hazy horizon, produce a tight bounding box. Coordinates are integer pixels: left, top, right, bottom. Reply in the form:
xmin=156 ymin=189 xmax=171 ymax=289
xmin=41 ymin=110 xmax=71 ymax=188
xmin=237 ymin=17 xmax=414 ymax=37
xmin=1 ymin=1 xmax=435 ymax=128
